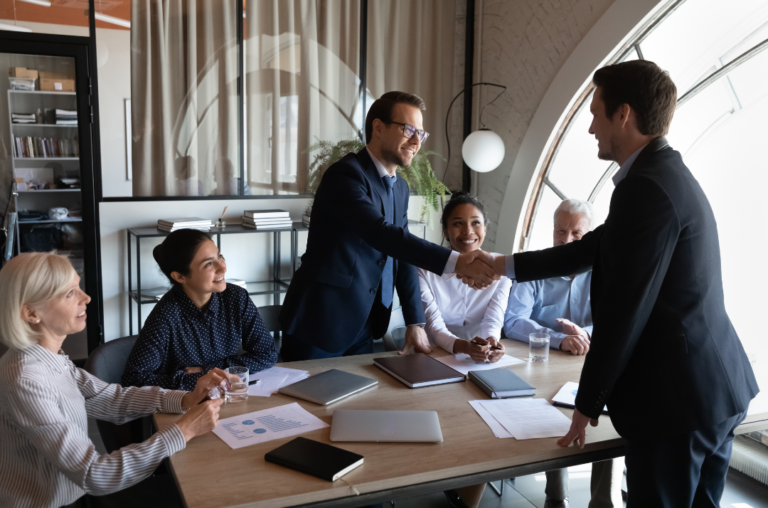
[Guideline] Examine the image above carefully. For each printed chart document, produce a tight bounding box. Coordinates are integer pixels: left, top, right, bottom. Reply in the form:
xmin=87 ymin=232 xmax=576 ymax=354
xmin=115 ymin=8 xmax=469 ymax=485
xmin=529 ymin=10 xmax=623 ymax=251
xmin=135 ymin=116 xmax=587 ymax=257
xmin=213 ymin=402 xmax=329 ymax=449
xmin=553 ymin=381 xmax=608 ymax=414
xmin=472 ymin=399 xmax=572 ymax=439
xmin=249 ymin=367 xmax=310 ymax=397
xmin=435 ymin=352 xmax=524 ymax=376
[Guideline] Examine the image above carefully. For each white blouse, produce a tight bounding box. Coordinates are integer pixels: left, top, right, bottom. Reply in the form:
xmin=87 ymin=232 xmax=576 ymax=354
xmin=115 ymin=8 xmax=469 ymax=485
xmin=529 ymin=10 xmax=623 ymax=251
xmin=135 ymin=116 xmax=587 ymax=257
xmin=418 ymin=259 xmax=512 ymax=354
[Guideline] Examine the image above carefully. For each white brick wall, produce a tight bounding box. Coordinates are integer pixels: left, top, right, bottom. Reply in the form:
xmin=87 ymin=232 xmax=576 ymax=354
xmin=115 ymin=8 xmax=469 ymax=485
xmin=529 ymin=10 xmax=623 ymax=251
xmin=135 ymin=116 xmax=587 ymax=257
xmin=472 ymin=0 xmax=614 ymax=250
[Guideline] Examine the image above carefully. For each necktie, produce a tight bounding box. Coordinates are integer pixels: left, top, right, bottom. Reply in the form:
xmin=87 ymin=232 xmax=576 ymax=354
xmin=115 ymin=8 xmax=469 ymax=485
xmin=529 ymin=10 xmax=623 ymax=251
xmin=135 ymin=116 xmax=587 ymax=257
xmin=380 ymin=175 xmax=396 ymax=308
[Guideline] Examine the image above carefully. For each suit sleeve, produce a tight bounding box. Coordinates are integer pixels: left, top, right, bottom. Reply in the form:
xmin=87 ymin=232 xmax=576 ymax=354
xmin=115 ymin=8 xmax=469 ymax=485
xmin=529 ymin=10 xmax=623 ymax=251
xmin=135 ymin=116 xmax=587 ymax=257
xmin=513 ymin=226 xmax=601 ymax=282
xmin=574 ymin=177 xmax=681 ymax=419
xmin=320 ymin=162 xmax=451 ymax=274
xmin=396 ymin=219 xmax=427 ymax=326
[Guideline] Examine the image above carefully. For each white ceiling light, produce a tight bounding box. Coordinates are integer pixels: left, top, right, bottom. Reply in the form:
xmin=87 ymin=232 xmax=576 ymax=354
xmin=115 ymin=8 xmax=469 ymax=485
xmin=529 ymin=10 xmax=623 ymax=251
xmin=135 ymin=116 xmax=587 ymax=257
xmin=18 ymin=0 xmax=52 ymax=6
xmin=462 ymin=129 xmax=506 ymax=173
xmin=95 ymin=12 xmax=130 ymax=28
xmin=0 ymin=23 xmax=32 ymax=32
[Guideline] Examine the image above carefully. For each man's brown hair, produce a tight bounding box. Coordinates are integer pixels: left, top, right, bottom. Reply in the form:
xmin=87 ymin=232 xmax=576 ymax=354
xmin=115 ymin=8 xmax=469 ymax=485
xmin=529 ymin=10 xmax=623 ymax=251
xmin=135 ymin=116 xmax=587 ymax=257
xmin=365 ymin=91 xmax=426 ymax=142
xmin=592 ymin=60 xmax=677 ymax=136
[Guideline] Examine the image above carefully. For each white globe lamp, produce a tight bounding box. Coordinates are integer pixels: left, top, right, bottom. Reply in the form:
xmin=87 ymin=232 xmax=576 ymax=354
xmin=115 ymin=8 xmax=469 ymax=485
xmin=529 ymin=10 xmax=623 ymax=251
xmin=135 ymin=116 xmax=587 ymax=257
xmin=462 ymin=128 xmax=505 ymax=173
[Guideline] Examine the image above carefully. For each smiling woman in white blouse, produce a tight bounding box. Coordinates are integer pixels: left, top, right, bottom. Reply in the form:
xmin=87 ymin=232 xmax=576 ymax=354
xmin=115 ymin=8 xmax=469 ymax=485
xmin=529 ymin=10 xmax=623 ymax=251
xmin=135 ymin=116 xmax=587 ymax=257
xmin=0 ymin=252 xmax=227 ymax=508
xmin=420 ymin=193 xmax=512 ymax=508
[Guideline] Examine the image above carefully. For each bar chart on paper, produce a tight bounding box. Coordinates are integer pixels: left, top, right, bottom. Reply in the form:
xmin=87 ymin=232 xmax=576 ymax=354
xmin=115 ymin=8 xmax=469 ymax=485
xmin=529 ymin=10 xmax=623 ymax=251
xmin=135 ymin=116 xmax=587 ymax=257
xmin=213 ymin=403 xmax=329 ymax=449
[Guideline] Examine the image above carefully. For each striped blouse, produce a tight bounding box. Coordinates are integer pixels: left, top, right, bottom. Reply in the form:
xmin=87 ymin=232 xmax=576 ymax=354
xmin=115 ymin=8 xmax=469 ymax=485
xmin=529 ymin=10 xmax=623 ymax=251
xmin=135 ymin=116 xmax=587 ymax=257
xmin=0 ymin=344 xmax=188 ymax=508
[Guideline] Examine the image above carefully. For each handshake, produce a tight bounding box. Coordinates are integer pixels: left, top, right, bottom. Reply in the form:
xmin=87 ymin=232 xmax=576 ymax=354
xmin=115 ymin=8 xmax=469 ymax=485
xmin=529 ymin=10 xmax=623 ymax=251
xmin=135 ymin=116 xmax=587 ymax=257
xmin=455 ymin=250 xmax=505 ymax=290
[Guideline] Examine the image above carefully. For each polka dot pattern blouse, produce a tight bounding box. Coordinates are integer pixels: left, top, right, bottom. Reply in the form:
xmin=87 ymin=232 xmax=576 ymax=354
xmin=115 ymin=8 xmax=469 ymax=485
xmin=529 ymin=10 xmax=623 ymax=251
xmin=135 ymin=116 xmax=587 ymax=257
xmin=122 ymin=283 xmax=278 ymax=390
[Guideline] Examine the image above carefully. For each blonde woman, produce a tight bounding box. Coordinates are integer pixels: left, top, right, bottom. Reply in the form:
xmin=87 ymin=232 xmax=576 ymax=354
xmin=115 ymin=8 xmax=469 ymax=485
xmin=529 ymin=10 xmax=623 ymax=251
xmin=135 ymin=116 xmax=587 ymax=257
xmin=0 ymin=252 xmax=226 ymax=508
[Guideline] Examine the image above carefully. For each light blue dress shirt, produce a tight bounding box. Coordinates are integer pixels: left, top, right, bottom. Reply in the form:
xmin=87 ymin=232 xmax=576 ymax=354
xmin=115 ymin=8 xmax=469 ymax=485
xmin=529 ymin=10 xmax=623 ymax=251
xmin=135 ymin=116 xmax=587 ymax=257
xmin=503 ymin=271 xmax=593 ymax=349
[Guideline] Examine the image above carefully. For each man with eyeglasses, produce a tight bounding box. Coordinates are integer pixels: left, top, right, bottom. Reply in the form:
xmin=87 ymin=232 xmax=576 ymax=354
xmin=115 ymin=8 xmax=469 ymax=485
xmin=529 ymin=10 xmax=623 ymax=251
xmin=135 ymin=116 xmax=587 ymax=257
xmin=280 ymin=91 xmax=498 ymax=361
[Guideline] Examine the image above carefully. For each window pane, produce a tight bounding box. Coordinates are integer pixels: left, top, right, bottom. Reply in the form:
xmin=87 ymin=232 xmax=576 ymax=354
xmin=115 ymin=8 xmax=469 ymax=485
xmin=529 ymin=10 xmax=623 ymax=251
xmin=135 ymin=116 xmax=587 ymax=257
xmin=526 ymin=185 xmax=562 ymax=252
xmin=0 ymin=1 xmax=89 ymax=36
xmin=129 ymin=0 xmax=240 ymax=197
xmin=667 ymin=81 xmax=733 ymax=157
xmin=245 ymin=1 xmax=361 ymax=196
xmin=641 ymin=0 xmax=768 ymax=95
xmin=590 ymin=176 xmax=613 ymax=229
xmin=547 ymin=91 xmax=613 ymax=200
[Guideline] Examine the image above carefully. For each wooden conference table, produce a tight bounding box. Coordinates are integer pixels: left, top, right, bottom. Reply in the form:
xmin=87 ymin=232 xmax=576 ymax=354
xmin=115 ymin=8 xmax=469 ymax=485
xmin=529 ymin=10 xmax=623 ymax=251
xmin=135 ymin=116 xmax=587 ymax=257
xmin=154 ymin=340 xmax=767 ymax=508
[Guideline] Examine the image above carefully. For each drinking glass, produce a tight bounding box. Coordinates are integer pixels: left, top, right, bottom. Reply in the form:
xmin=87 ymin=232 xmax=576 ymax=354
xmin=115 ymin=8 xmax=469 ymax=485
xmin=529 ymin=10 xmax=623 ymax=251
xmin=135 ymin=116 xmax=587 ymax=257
xmin=224 ymin=366 xmax=249 ymax=403
xmin=529 ymin=332 xmax=550 ymax=362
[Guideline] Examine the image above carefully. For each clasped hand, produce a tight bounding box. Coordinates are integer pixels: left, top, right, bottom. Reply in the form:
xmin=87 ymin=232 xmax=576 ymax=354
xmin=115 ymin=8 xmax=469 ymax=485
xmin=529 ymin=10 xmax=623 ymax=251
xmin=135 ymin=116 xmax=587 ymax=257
xmin=455 ymin=336 xmax=505 ymax=363
xmin=176 ymin=368 xmax=230 ymax=442
xmin=454 ymin=250 xmax=501 ymax=290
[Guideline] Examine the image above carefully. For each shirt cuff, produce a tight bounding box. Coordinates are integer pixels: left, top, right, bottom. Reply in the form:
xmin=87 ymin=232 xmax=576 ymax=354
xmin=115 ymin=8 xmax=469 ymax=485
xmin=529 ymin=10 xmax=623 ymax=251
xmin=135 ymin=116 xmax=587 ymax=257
xmin=161 ymin=424 xmax=188 ymax=456
xmin=548 ymin=332 xmax=568 ymax=350
xmin=163 ymin=390 xmax=188 ymax=414
xmin=443 ymin=251 xmax=460 ymax=274
xmin=504 ymin=255 xmax=516 ymax=280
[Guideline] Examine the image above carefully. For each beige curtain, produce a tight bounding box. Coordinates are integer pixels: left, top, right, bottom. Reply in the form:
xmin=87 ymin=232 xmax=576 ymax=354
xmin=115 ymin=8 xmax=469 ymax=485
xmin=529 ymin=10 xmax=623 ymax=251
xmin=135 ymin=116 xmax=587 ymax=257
xmin=131 ymin=0 xmax=239 ymax=196
xmin=245 ymin=0 xmax=360 ymax=195
xmin=367 ymin=0 xmax=458 ymax=182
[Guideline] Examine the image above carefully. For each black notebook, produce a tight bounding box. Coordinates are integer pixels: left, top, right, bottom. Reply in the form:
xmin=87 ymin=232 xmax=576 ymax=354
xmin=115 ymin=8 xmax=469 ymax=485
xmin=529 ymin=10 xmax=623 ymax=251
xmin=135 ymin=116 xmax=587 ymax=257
xmin=468 ymin=368 xmax=535 ymax=398
xmin=373 ymin=353 xmax=464 ymax=388
xmin=265 ymin=437 xmax=364 ymax=482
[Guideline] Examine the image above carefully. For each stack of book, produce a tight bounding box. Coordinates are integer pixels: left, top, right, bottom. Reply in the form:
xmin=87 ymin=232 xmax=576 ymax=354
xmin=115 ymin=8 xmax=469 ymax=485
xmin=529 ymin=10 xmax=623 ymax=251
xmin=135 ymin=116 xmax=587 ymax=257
xmin=157 ymin=217 xmax=212 ymax=232
xmin=241 ymin=209 xmax=292 ymax=230
xmin=56 ymin=109 xmax=77 ymax=126
xmin=226 ymin=278 xmax=247 ymax=288
xmin=12 ymin=113 xmax=35 ymax=124
xmin=302 ymin=205 xmax=311 ymax=227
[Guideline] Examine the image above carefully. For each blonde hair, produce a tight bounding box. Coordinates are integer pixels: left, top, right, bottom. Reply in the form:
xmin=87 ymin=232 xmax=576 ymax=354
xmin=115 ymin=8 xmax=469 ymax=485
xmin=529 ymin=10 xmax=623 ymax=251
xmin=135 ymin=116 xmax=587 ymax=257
xmin=0 ymin=252 xmax=76 ymax=350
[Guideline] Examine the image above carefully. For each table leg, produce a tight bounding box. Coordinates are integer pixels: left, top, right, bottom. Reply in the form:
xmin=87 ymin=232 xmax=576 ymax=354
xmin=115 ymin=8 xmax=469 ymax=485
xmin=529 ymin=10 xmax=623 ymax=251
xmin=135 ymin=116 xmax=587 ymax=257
xmin=127 ymin=230 xmax=132 ymax=336
xmin=137 ymin=237 xmax=142 ymax=334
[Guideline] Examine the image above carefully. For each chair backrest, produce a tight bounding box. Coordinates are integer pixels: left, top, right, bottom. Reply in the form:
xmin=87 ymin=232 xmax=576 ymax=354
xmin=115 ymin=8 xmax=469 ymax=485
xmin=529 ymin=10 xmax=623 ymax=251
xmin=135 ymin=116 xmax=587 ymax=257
xmin=83 ymin=335 xmax=143 ymax=454
xmin=258 ymin=305 xmax=282 ymax=360
xmin=84 ymin=335 xmax=138 ymax=385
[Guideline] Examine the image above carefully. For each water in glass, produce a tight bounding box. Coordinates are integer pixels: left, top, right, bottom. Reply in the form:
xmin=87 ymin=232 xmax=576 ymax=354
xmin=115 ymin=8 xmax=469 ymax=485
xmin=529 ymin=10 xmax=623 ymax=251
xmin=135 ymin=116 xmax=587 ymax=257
xmin=529 ymin=333 xmax=550 ymax=362
xmin=224 ymin=366 xmax=249 ymax=403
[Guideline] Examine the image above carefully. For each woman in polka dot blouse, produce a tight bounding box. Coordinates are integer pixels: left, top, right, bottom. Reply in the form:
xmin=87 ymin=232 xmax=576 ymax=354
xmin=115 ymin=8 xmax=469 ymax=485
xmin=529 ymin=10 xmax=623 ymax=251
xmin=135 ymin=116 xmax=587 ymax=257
xmin=122 ymin=230 xmax=278 ymax=390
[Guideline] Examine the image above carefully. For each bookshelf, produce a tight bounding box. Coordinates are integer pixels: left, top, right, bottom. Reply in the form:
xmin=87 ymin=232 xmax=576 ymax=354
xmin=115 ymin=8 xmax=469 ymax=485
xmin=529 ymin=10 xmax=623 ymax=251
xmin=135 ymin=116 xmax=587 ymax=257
xmin=7 ymin=88 xmax=82 ymax=258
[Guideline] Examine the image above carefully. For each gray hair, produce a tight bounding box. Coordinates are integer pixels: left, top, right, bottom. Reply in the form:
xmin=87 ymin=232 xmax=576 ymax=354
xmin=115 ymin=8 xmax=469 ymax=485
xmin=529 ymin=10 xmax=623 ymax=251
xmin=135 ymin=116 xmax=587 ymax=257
xmin=553 ymin=198 xmax=593 ymax=229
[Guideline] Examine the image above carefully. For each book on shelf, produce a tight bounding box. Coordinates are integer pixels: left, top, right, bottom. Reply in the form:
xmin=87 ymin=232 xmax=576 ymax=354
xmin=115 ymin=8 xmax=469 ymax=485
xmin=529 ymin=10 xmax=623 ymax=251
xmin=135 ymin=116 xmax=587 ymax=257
xmin=132 ymin=286 xmax=170 ymax=301
xmin=241 ymin=221 xmax=292 ymax=230
xmin=241 ymin=217 xmax=293 ymax=226
xmin=12 ymin=136 xmax=77 ymax=158
xmin=157 ymin=217 xmax=212 ymax=232
xmin=226 ymin=278 xmax=247 ymax=288
xmin=243 ymin=209 xmax=290 ymax=219
xmin=302 ymin=214 xmax=311 ymax=227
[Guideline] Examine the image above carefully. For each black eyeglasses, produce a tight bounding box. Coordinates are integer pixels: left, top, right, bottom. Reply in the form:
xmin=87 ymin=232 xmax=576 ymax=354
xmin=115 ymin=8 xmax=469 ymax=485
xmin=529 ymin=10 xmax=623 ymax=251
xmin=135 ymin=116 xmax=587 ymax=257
xmin=389 ymin=121 xmax=430 ymax=143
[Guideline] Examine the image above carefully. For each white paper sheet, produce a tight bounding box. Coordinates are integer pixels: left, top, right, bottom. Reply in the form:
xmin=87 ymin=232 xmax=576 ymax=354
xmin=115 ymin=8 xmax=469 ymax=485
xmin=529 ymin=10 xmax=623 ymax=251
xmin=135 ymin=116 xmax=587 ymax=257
xmin=212 ymin=402 xmax=329 ymax=449
xmin=552 ymin=381 xmax=608 ymax=413
xmin=468 ymin=400 xmax=513 ymax=438
xmin=248 ymin=367 xmax=310 ymax=397
xmin=435 ymin=352 xmax=524 ymax=376
xmin=480 ymin=399 xmax=572 ymax=440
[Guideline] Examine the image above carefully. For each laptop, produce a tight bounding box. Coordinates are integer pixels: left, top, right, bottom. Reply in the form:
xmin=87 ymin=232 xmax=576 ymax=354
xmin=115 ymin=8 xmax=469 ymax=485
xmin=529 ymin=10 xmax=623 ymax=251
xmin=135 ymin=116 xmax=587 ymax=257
xmin=278 ymin=369 xmax=378 ymax=406
xmin=330 ymin=409 xmax=444 ymax=443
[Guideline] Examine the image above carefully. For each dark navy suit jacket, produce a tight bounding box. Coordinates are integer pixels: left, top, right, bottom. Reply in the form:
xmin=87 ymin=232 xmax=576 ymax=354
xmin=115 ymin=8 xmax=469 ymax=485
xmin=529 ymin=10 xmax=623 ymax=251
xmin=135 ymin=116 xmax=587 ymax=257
xmin=514 ymin=137 xmax=758 ymax=439
xmin=280 ymin=149 xmax=451 ymax=353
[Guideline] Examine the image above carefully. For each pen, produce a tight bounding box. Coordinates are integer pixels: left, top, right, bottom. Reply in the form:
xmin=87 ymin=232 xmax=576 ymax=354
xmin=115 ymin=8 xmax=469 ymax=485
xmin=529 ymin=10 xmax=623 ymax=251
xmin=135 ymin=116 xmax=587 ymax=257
xmin=470 ymin=340 xmax=502 ymax=350
xmin=249 ymin=378 xmax=261 ymax=386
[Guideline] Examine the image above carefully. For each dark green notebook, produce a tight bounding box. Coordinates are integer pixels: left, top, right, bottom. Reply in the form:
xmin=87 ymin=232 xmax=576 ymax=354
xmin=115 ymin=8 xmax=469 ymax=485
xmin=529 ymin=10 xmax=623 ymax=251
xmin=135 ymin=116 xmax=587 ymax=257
xmin=468 ymin=368 xmax=535 ymax=398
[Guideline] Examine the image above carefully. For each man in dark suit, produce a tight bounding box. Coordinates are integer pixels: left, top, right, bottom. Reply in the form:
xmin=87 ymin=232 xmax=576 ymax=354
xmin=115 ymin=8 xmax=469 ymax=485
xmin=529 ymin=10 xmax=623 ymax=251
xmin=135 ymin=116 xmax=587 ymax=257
xmin=473 ymin=61 xmax=758 ymax=506
xmin=280 ymin=92 xmax=497 ymax=361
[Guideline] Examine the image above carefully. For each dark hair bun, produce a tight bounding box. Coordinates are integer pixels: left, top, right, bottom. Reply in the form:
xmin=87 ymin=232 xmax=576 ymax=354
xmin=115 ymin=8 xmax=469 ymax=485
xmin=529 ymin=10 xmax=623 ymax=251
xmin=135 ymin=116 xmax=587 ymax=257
xmin=154 ymin=229 xmax=212 ymax=285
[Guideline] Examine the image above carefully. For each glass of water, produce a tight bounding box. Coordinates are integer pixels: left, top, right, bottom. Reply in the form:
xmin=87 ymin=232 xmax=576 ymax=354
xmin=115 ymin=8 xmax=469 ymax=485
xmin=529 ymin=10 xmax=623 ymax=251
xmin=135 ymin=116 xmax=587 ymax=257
xmin=529 ymin=332 xmax=550 ymax=362
xmin=224 ymin=366 xmax=249 ymax=403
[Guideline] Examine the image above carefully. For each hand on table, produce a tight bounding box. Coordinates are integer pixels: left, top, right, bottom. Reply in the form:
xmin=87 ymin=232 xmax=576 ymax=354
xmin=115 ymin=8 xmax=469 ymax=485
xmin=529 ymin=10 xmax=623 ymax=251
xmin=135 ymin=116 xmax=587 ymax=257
xmin=556 ymin=318 xmax=590 ymax=340
xmin=399 ymin=325 xmax=432 ymax=355
xmin=560 ymin=335 xmax=590 ymax=355
xmin=455 ymin=250 xmax=499 ymax=290
xmin=455 ymin=337 xmax=492 ymax=363
xmin=557 ymin=408 xmax=599 ymax=449
xmin=181 ymin=368 xmax=229 ymax=409
xmin=175 ymin=399 xmax=223 ymax=442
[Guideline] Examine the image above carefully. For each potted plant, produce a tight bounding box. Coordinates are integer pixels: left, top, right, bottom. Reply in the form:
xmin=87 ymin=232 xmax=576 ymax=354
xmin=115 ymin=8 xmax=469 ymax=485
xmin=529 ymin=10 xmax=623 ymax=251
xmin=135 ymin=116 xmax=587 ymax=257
xmin=305 ymin=139 xmax=450 ymax=223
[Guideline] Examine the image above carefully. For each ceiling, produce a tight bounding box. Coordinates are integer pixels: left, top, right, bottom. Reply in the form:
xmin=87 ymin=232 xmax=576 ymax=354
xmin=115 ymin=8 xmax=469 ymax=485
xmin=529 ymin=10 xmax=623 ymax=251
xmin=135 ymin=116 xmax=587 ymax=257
xmin=0 ymin=0 xmax=131 ymax=31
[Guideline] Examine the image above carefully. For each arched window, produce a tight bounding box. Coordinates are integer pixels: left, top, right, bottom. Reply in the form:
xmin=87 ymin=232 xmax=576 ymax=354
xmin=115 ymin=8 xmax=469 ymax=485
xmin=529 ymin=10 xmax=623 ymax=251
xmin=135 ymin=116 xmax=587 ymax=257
xmin=521 ymin=0 xmax=768 ymax=403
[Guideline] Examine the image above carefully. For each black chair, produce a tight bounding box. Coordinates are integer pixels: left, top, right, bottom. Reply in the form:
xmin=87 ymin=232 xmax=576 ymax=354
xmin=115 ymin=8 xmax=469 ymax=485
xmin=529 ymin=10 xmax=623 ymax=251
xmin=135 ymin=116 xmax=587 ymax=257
xmin=258 ymin=305 xmax=283 ymax=361
xmin=83 ymin=335 xmax=145 ymax=454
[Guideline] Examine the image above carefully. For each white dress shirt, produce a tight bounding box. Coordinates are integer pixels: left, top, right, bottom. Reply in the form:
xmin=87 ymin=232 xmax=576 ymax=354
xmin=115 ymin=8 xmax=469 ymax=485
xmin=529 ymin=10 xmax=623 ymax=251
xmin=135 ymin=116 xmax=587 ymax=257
xmin=418 ymin=259 xmax=512 ymax=353
xmin=0 ymin=345 xmax=188 ymax=508
xmin=366 ymin=147 xmax=461 ymax=275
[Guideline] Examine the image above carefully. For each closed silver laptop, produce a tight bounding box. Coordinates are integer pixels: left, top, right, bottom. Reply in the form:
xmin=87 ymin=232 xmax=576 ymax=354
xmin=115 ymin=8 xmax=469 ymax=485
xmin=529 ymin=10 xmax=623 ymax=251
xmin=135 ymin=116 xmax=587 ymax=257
xmin=330 ymin=409 xmax=444 ymax=442
xmin=278 ymin=369 xmax=378 ymax=406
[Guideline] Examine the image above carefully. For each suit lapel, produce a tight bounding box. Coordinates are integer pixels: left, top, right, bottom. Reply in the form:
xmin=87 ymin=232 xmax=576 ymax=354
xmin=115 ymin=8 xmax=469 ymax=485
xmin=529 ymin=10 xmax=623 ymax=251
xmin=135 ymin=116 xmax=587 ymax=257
xmin=356 ymin=149 xmax=388 ymax=215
